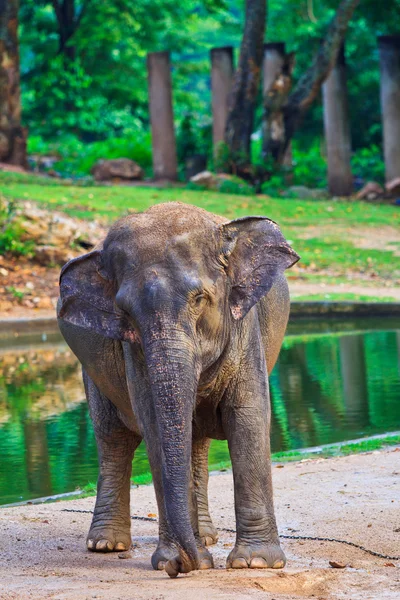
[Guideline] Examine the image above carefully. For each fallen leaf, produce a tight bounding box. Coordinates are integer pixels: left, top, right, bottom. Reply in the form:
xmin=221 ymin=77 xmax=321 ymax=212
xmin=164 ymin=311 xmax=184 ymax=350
xmin=384 ymin=562 xmax=395 ymax=567
xmin=147 ymin=513 xmax=157 ymax=518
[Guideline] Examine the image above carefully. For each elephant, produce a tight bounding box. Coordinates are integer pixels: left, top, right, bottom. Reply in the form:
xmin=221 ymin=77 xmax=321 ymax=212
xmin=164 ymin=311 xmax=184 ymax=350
xmin=57 ymin=201 xmax=299 ymax=578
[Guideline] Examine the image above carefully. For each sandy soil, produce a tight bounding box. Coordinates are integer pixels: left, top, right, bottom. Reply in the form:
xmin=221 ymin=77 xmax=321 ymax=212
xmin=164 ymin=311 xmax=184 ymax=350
xmin=0 ymin=448 xmax=399 ymax=600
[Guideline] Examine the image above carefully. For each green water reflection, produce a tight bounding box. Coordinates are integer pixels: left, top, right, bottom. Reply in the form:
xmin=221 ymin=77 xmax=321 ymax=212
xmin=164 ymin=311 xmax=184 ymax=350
xmin=0 ymin=321 xmax=399 ymax=505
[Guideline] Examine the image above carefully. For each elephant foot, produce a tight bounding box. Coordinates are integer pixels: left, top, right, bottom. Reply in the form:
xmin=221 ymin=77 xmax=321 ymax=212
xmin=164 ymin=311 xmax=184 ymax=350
xmin=226 ymin=542 xmax=286 ymax=570
xmin=197 ymin=545 xmax=214 ymax=570
xmin=87 ymin=522 xmax=131 ymax=552
xmin=198 ymin=517 xmax=219 ymax=547
xmin=153 ymin=539 xmax=214 ymax=573
xmin=165 ymin=546 xmax=214 ymax=578
xmin=151 ymin=539 xmax=177 ymax=571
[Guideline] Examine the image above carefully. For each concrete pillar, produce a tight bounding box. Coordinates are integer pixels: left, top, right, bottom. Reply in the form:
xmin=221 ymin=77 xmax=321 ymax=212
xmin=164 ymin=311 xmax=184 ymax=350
xmin=378 ymin=36 xmax=400 ymax=183
xmin=322 ymin=45 xmax=353 ymax=196
xmin=262 ymin=43 xmax=293 ymax=172
xmin=262 ymin=42 xmax=286 ymax=96
xmin=210 ymin=46 xmax=234 ymax=150
xmin=147 ymin=51 xmax=177 ymax=181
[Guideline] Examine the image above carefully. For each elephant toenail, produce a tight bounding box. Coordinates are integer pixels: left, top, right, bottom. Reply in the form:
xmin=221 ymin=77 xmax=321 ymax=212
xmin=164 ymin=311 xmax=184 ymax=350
xmin=250 ymin=557 xmax=268 ymax=568
xmin=204 ymin=536 xmax=214 ymax=547
xmin=157 ymin=561 xmax=166 ymax=570
xmin=165 ymin=558 xmax=180 ymax=578
xmin=231 ymin=558 xmax=248 ymax=569
xmin=87 ymin=539 xmax=94 ymax=550
xmin=115 ymin=542 xmax=126 ymax=551
xmin=199 ymin=558 xmax=214 ymax=570
xmin=96 ymin=539 xmax=113 ymax=551
xmin=273 ymin=559 xmax=285 ymax=569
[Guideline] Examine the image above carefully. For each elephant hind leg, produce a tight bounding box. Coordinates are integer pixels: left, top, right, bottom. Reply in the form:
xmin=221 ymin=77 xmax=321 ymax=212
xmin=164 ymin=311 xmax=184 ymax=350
xmin=83 ymin=372 xmax=141 ymax=552
xmin=192 ymin=437 xmax=218 ymax=547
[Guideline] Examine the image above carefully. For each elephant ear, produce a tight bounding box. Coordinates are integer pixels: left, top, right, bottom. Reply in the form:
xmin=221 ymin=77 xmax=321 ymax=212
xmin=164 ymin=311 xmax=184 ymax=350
xmin=219 ymin=216 xmax=300 ymax=320
xmin=58 ymin=249 xmax=138 ymax=342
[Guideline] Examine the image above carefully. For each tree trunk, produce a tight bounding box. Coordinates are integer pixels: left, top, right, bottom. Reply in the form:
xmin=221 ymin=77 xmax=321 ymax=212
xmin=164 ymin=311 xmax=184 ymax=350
xmin=224 ymin=0 xmax=266 ymax=176
xmin=262 ymin=0 xmax=359 ymax=167
xmin=52 ymin=0 xmax=88 ymax=60
xmin=261 ymin=45 xmax=295 ymax=164
xmin=0 ymin=0 xmax=27 ymax=167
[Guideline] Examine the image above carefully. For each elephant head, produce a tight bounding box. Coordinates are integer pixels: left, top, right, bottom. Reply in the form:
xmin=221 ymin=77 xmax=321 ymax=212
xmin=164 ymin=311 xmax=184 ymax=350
xmin=58 ymin=202 xmax=299 ymax=573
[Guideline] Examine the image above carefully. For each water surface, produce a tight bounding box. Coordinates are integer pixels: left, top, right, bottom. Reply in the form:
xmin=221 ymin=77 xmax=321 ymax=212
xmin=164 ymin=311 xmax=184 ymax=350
xmin=0 ymin=319 xmax=399 ymax=505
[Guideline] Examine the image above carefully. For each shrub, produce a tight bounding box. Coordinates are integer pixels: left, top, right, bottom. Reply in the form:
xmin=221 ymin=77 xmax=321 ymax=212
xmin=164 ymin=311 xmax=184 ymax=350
xmin=351 ymin=145 xmax=385 ymax=183
xmin=0 ymin=199 xmax=35 ymax=257
xmin=28 ymin=132 xmax=153 ymax=179
xmin=218 ymin=176 xmax=255 ymax=196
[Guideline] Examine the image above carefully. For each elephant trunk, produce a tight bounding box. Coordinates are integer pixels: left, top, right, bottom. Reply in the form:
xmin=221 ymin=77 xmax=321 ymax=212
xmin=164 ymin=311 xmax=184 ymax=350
xmin=143 ymin=329 xmax=200 ymax=576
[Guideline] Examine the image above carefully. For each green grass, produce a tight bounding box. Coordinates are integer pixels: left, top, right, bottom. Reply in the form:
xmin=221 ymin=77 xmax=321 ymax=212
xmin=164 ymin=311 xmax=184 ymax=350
xmin=1 ymin=170 xmax=400 ymax=284
xmin=291 ymin=293 xmax=398 ymax=303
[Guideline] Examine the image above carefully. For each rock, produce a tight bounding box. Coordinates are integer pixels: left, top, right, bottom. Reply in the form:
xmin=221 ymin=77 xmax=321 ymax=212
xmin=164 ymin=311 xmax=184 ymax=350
xmin=355 ymin=181 xmax=384 ymax=200
xmin=34 ymin=245 xmax=75 ymax=266
xmin=19 ymin=207 xmax=80 ymax=246
xmin=286 ymin=186 xmax=329 ymax=200
xmin=118 ymin=551 xmax=133 ymax=559
xmin=5 ymin=200 xmax=106 ymax=266
xmin=91 ymin=158 xmax=144 ymax=182
xmin=190 ymin=170 xmax=217 ymax=189
xmin=35 ymin=296 xmax=54 ymax=310
xmin=329 ymin=561 xmax=347 ymax=569
xmin=385 ymin=177 xmax=400 ymax=197
xmin=190 ymin=171 xmax=253 ymax=194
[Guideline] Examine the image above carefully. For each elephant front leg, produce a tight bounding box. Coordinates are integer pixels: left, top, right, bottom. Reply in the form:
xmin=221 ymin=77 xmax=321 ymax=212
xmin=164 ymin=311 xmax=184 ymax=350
xmin=84 ymin=374 xmax=141 ymax=552
xmin=192 ymin=437 xmax=218 ymax=546
xmin=150 ymin=454 xmax=214 ymax=571
xmin=221 ymin=372 xmax=286 ymax=570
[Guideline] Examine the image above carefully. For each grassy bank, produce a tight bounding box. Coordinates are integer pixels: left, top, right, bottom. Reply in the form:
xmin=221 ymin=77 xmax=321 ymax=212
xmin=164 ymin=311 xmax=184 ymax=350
xmin=1 ymin=171 xmax=400 ymax=292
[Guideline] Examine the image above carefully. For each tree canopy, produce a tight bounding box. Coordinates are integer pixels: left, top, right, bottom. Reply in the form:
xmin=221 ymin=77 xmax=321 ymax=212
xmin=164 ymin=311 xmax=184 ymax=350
xmin=13 ymin=0 xmax=400 ymax=176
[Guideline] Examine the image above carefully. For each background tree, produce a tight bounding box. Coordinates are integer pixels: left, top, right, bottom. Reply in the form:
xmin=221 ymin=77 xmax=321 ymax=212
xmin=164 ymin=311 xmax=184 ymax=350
xmin=262 ymin=0 xmax=360 ymax=166
xmin=0 ymin=0 xmax=26 ymax=166
xmin=14 ymin=0 xmax=400 ymax=184
xmin=223 ymin=0 xmax=266 ymax=175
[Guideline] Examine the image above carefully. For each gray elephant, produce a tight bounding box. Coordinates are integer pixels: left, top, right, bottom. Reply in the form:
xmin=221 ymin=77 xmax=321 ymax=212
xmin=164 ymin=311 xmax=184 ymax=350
xmin=58 ymin=202 xmax=299 ymax=577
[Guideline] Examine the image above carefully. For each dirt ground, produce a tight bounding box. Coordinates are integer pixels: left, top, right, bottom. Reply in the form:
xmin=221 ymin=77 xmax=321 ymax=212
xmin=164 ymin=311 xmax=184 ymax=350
xmin=0 ymin=448 xmax=399 ymax=600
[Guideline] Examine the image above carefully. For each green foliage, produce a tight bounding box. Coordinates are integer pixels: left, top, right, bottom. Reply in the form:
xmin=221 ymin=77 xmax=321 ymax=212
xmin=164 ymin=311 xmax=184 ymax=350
xmin=260 ymin=173 xmax=287 ymax=196
xmin=177 ymin=114 xmax=199 ymax=163
xmin=5 ymin=286 xmax=25 ymax=301
xmin=18 ymin=0 xmax=400 ymax=182
xmin=351 ymin=145 xmax=385 ymax=183
xmin=217 ymin=176 xmax=255 ymax=196
xmin=213 ymin=141 xmax=232 ymax=173
xmin=20 ymin=0 xmax=234 ymax=141
xmin=0 ymin=199 xmax=35 ymax=256
xmin=28 ymin=132 xmax=153 ymax=178
xmin=291 ymin=140 xmax=327 ymax=188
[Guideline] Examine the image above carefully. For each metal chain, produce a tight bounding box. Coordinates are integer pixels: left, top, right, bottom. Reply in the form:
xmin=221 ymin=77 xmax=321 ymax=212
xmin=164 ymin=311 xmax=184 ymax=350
xmin=61 ymin=508 xmax=400 ymax=561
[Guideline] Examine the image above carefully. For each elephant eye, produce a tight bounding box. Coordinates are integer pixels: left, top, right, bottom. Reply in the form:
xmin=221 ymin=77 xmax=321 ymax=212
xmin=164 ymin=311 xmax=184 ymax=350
xmin=194 ymin=293 xmax=205 ymax=306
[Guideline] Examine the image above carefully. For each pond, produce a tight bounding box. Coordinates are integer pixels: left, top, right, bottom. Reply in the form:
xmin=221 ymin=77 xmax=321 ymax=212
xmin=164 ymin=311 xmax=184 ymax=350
xmin=0 ymin=318 xmax=399 ymax=505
